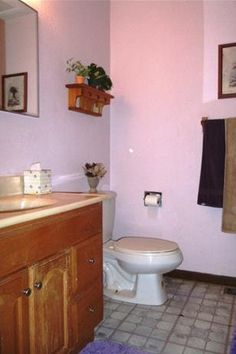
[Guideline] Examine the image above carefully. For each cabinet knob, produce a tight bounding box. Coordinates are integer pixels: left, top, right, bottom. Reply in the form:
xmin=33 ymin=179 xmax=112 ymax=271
xmin=88 ymin=305 xmax=95 ymax=313
xmin=22 ymin=288 xmax=32 ymax=297
xmin=88 ymin=258 xmax=95 ymax=264
xmin=34 ymin=281 xmax=43 ymax=290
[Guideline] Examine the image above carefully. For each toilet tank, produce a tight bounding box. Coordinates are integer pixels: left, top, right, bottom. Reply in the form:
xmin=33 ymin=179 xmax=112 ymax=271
xmin=102 ymin=191 xmax=116 ymax=243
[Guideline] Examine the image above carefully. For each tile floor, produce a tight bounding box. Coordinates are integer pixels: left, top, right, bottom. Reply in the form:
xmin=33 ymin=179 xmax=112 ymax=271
xmin=95 ymin=277 xmax=236 ymax=354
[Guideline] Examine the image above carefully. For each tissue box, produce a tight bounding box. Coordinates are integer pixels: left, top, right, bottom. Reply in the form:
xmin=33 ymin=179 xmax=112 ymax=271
xmin=24 ymin=169 xmax=52 ymax=194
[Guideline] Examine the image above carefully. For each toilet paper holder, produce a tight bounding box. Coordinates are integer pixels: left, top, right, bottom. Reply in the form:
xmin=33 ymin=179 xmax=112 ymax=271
xmin=144 ymin=191 xmax=162 ymax=207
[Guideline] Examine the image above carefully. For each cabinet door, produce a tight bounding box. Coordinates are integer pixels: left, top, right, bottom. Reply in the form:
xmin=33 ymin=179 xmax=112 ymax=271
xmin=0 ymin=269 xmax=30 ymax=354
xmin=29 ymin=251 xmax=71 ymax=354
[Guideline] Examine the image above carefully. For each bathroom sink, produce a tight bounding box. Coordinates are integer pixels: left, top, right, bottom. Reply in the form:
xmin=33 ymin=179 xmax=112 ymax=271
xmin=0 ymin=195 xmax=57 ymax=212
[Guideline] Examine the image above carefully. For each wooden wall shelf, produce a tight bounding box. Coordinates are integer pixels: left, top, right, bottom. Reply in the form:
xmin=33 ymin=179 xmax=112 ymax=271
xmin=65 ymin=83 xmax=114 ymax=117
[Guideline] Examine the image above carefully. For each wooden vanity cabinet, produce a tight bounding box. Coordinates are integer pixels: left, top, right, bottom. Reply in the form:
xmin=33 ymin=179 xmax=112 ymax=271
xmin=0 ymin=202 xmax=103 ymax=354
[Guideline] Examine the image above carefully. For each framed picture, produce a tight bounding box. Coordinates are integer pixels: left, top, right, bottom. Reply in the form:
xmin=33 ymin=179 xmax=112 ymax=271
xmin=2 ymin=72 xmax=27 ymax=112
xmin=218 ymin=42 xmax=236 ymax=99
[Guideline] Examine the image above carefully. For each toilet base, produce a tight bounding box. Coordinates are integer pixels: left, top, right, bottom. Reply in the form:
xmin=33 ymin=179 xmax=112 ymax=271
xmin=104 ymin=273 xmax=168 ymax=306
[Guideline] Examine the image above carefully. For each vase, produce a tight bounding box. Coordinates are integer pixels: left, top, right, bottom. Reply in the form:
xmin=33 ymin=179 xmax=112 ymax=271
xmin=76 ymin=75 xmax=85 ymax=84
xmin=87 ymin=176 xmax=99 ymax=193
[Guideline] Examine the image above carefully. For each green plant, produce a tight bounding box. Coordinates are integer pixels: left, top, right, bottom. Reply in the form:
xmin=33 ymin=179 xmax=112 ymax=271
xmin=66 ymin=58 xmax=89 ymax=77
xmin=83 ymin=162 xmax=107 ymax=178
xmin=87 ymin=63 xmax=112 ymax=91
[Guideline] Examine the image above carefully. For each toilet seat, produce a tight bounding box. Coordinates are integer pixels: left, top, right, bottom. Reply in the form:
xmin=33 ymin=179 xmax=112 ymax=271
xmin=113 ymin=237 xmax=179 ymax=254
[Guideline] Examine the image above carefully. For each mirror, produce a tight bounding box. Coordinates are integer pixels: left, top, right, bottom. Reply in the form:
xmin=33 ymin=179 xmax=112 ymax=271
xmin=0 ymin=0 xmax=38 ymax=117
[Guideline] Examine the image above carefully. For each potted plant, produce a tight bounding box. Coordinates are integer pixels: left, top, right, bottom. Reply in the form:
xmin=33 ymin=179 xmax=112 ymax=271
xmin=83 ymin=162 xmax=107 ymax=193
xmin=87 ymin=63 xmax=112 ymax=91
xmin=66 ymin=58 xmax=89 ymax=84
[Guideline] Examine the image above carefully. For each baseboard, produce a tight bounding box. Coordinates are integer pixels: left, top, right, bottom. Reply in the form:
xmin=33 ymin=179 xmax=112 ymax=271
xmin=167 ymin=269 xmax=236 ymax=287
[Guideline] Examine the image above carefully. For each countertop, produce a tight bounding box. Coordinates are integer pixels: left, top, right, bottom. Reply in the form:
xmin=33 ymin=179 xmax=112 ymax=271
xmin=0 ymin=192 xmax=109 ymax=229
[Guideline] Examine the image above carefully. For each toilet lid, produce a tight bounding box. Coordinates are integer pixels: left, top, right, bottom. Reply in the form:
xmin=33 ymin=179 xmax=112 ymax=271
xmin=114 ymin=237 xmax=179 ymax=254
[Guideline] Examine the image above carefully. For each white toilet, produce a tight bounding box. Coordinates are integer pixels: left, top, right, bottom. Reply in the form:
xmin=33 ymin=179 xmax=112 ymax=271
xmin=102 ymin=192 xmax=183 ymax=306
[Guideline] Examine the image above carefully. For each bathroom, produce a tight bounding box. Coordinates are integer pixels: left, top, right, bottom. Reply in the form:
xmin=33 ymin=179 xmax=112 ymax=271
xmin=0 ymin=0 xmax=236 ymax=353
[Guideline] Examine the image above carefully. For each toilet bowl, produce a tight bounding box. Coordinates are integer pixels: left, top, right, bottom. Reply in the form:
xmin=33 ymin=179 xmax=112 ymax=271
xmin=102 ymin=192 xmax=183 ymax=305
xmin=103 ymin=237 xmax=183 ymax=305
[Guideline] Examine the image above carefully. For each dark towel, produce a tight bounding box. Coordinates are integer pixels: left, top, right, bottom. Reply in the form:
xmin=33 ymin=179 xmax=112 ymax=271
xmin=197 ymin=119 xmax=225 ymax=207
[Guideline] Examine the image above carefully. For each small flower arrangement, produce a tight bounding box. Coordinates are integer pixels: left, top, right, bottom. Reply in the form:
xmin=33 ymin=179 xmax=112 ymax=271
xmin=66 ymin=58 xmax=89 ymax=77
xmin=83 ymin=162 xmax=107 ymax=178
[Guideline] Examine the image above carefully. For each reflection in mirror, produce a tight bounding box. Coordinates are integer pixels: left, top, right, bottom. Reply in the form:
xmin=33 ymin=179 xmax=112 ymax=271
xmin=0 ymin=0 xmax=38 ymax=117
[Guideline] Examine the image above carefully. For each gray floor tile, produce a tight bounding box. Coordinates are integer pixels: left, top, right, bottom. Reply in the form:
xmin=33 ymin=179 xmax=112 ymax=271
xmin=187 ymin=336 xmax=206 ymax=349
xmin=95 ymin=326 xmax=114 ymax=339
xmin=183 ymin=347 xmax=204 ymax=354
xmin=169 ymin=330 xmax=188 ymax=345
xmin=128 ymin=334 xmax=147 ymax=347
xmin=190 ymin=327 xmax=208 ymax=341
xmin=209 ymin=323 xmax=229 ymax=343
xmin=146 ymin=310 xmax=163 ymax=320
xmin=111 ymin=310 xmax=128 ymax=320
xmin=111 ymin=330 xmax=131 ymax=343
xmin=176 ymin=316 xmax=195 ymax=327
xmin=118 ymin=321 xmax=137 ymax=333
xmin=194 ymin=319 xmax=211 ymax=330
xmin=117 ymin=303 xmax=135 ymax=313
xmin=162 ymin=313 xmax=178 ymax=323
xmin=156 ymin=320 xmax=176 ymax=331
xmin=132 ymin=308 xmax=150 ymax=317
xmin=134 ymin=324 xmax=153 ymax=337
xmin=166 ymin=306 xmax=183 ymax=315
xmin=205 ymin=340 xmax=225 ymax=353
xmin=141 ymin=317 xmax=159 ymax=328
xmin=102 ymin=317 xmax=121 ymax=329
xmin=174 ymin=324 xmax=192 ymax=336
xmin=144 ymin=338 xmax=165 ymax=353
xmin=125 ymin=314 xmax=143 ymax=324
xmin=197 ymin=312 xmax=214 ymax=321
xmin=213 ymin=314 xmax=231 ymax=325
xmin=162 ymin=342 xmax=185 ymax=354
xmin=151 ymin=328 xmax=170 ymax=340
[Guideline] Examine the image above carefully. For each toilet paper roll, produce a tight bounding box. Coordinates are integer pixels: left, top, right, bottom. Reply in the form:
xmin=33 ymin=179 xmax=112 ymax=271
xmin=144 ymin=194 xmax=160 ymax=206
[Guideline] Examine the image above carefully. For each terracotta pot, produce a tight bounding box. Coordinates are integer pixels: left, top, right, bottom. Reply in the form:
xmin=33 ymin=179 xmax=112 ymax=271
xmin=75 ymin=75 xmax=85 ymax=84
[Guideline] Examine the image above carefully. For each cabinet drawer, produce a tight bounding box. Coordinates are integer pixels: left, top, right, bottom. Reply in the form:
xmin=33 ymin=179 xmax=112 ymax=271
xmin=72 ymin=282 xmax=103 ymax=349
xmin=77 ymin=282 xmax=103 ymax=328
xmin=0 ymin=203 xmax=102 ymax=279
xmin=72 ymin=233 xmax=102 ymax=294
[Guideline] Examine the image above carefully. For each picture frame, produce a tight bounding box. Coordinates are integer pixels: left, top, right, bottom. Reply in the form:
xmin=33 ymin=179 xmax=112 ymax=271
xmin=218 ymin=42 xmax=236 ymax=99
xmin=2 ymin=72 xmax=28 ymax=112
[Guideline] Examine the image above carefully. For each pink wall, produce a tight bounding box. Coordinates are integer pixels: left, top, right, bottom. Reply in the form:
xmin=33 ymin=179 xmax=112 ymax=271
xmin=0 ymin=0 xmax=111 ymax=191
xmin=110 ymin=1 xmax=236 ymax=276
